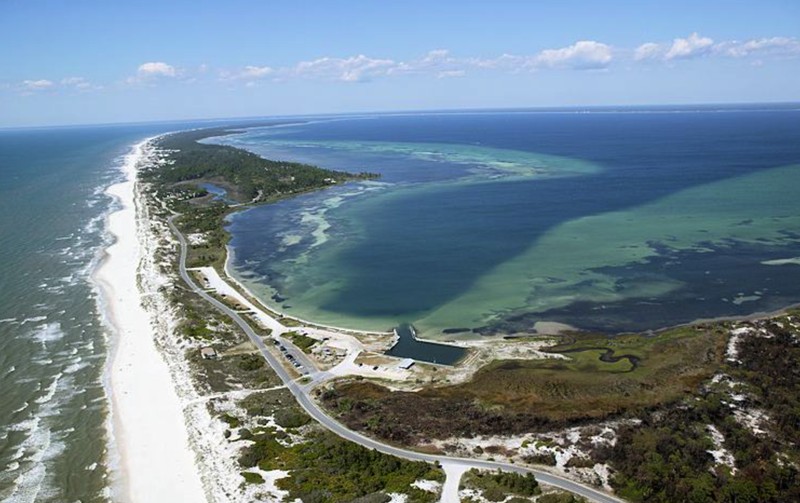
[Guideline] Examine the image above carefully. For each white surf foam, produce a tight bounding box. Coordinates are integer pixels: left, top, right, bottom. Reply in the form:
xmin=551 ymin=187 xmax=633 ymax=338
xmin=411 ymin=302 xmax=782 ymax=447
xmin=30 ymin=323 xmax=65 ymax=347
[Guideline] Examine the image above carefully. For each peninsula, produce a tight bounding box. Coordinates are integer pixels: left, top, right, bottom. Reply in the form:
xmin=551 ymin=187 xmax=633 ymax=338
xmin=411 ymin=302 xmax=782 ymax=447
xmin=127 ymin=124 xmax=799 ymax=503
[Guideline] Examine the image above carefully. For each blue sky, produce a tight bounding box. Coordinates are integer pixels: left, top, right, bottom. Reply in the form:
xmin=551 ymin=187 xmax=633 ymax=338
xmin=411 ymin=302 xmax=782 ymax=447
xmin=1 ymin=0 xmax=799 ymax=127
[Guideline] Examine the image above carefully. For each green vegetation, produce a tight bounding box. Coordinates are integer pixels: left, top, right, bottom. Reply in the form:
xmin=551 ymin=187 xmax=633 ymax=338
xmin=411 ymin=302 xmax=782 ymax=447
xmin=460 ymin=469 xmax=540 ymax=501
xmin=522 ymin=451 xmax=556 ymax=466
xmin=537 ymin=492 xmax=587 ymax=503
xmin=239 ymin=389 xmax=298 ymax=417
xmin=152 ymin=127 xmax=376 ymax=203
xmin=221 ymin=413 xmax=240 ymax=428
xmin=140 ymin=123 xmax=377 ymax=270
xmin=274 ymin=408 xmax=311 ymax=429
xmin=256 ymin=431 xmax=441 ymax=503
xmin=237 ymin=353 xmax=265 ymax=372
xmin=171 ymin=282 xmax=222 ymax=341
xmin=176 ymin=203 xmax=229 ymax=268
xmin=287 ymin=331 xmax=317 ymax=353
xmin=348 ymin=493 xmax=393 ymax=503
xmin=241 ymin=471 xmax=264 ymax=484
xmin=599 ymin=316 xmax=800 ymax=502
xmin=322 ymin=325 xmax=726 ymax=443
xmin=229 ymin=390 xmax=443 ymax=503
xmin=196 ymin=349 xmax=281 ymax=392
xmin=168 ymin=278 xmax=281 ymax=391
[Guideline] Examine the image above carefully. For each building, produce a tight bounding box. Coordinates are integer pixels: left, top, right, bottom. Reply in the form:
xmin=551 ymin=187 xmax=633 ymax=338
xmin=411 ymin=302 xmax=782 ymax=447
xmin=398 ymin=358 xmax=415 ymax=370
xmin=200 ymin=347 xmax=218 ymax=360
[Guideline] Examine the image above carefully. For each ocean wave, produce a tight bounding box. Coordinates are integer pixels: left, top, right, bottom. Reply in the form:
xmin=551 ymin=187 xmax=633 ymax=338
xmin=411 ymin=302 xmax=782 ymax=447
xmin=63 ymin=361 xmax=88 ymax=375
xmin=19 ymin=316 xmax=46 ymax=325
xmin=33 ymin=374 xmax=62 ymax=404
xmin=3 ymin=370 xmax=75 ymax=502
xmin=30 ymin=323 xmax=65 ymax=347
xmin=12 ymin=402 xmax=29 ymax=414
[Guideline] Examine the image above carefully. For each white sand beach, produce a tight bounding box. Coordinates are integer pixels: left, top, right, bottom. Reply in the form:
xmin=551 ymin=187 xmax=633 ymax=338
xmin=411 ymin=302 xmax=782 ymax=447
xmin=96 ymin=140 xmax=206 ymax=503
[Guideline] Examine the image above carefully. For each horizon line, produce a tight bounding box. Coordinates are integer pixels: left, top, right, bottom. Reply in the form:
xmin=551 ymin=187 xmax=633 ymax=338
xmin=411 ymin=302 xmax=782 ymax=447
xmin=3 ymin=100 xmax=799 ymax=131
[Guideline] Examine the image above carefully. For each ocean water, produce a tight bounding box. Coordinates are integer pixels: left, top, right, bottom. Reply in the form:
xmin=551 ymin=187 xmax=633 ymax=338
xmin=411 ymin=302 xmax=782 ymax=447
xmin=0 ymin=121 xmax=235 ymax=502
xmin=217 ymin=107 xmax=800 ymax=336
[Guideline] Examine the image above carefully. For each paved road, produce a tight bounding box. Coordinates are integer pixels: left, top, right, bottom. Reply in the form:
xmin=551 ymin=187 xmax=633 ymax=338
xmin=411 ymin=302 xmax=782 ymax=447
xmin=167 ymin=216 xmax=625 ymax=503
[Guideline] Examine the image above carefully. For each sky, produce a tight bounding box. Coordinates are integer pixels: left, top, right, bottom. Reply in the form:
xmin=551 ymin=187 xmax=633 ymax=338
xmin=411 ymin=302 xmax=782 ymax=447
xmin=1 ymin=0 xmax=799 ymax=127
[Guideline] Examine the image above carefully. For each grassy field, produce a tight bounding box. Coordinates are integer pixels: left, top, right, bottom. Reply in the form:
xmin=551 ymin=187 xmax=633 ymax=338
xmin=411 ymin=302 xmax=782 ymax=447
xmin=461 ymin=325 xmax=727 ymax=419
xmin=322 ymin=325 xmax=727 ymax=442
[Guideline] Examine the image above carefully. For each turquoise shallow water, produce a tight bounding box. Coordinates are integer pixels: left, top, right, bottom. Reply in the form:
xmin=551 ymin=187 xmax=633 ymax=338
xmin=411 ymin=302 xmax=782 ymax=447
xmin=219 ymin=109 xmax=800 ymax=336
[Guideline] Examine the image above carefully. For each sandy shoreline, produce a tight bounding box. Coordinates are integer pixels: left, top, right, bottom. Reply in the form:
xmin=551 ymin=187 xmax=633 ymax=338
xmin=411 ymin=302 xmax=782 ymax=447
xmin=95 ymin=139 xmax=206 ymax=502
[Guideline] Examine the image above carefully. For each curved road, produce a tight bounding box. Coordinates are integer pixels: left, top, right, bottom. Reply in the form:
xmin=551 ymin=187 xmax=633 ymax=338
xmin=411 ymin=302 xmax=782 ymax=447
xmin=167 ymin=215 xmax=625 ymax=503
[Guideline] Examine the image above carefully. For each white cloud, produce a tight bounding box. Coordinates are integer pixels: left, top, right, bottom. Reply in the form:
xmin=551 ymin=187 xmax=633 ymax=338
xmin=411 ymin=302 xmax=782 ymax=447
xmin=633 ymin=34 xmax=800 ymax=65
xmin=717 ymin=37 xmax=800 ymax=58
xmin=634 ymin=42 xmax=664 ymax=61
xmin=219 ymin=65 xmax=275 ymax=82
xmin=241 ymin=65 xmax=272 ymax=78
xmin=107 ymin=33 xmax=800 ymax=91
xmin=22 ymin=79 xmax=54 ymax=91
xmin=533 ymin=41 xmax=613 ymax=69
xmin=392 ymin=49 xmax=472 ymax=77
xmin=60 ymin=76 xmax=98 ymax=91
xmin=137 ymin=61 xmax=177 ymax=77
xmin=665 ymin=32 xmax=714 ymax=60
xmin=16 ymin=77 xmax=104 ymax=95
xmin=467 ymin=53 xmax=524 ymax=71
xmin=416 ymin=49 xmax=454 ymax=68
xmin=125 ymin=61 xmax=180 ymax=86
xmin=229 ymin=49 xmax=470 ymax=84
xmin=291 ymin=54 xmax=398 ymax=82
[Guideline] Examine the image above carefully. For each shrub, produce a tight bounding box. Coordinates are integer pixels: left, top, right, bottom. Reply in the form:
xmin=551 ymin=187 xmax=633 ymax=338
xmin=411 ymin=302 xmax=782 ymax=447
xmin=348 ymin=493 xmax=392 ymax=503
xmin=238 ymin=354 xmax=265 ymax=371
xmin=241 ymin=471 xmax=264 ymax=484
xmin=523 ymin=452 xmax=557 ymax=466
xmin=274 ymin=408 xmax=311 ymax=428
